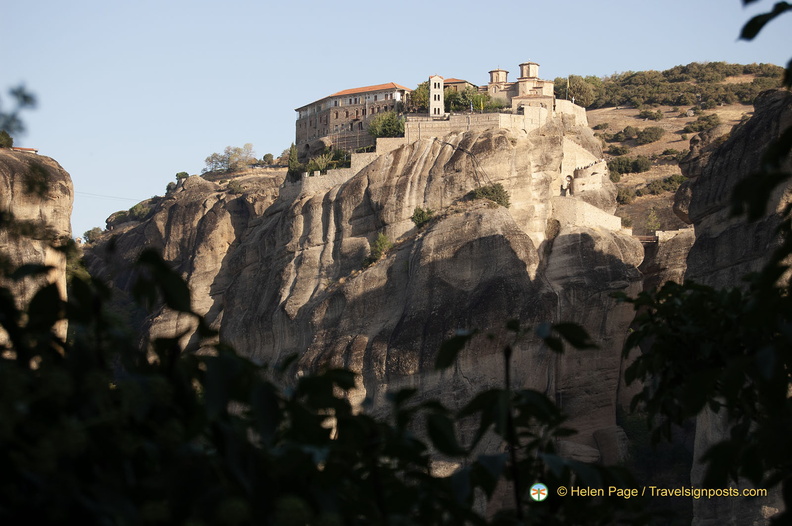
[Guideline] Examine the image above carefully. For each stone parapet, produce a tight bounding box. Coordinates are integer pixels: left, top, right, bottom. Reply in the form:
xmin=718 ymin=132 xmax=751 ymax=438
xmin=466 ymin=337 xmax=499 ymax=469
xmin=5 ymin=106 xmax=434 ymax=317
xmin=551 ymin=196 xmax=622 ymax=231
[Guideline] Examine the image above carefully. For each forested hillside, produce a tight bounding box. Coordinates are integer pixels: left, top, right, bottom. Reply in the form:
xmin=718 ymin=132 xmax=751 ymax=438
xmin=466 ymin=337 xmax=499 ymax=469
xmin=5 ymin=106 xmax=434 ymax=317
xmin=555 ymin=61 xmax=784 ymax=109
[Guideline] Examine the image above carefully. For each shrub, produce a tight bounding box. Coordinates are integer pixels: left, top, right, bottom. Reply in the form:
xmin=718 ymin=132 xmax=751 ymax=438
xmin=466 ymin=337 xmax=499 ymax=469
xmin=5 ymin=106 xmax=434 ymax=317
xmin=82 ymin=227 xmax=103 ymax=244
xmin=683 ymin=114 xmax=721 ymax=133
xmin=411 ymin=207 xmax=434 ymax=228
xmin=609 ymin=170 xmax=621 ymax=183
xmin=606 ymin=145 xmax=631 ymax=156
xmin=592 ymin=123 xmax=609 ymax=130
xmin=176 ymin=171 xmax=189 ymax=180
xmin=166 ymin=181 xmax=177 ymax=195
xmin=635 ymin=126 xmax=666 ymax=145
xmin=638 ymin=109 xmax=664 ymax=121
xmin=631 ymin=156 xmax=652 ymax=173
xmin=365 ymin=233 xmax=393 ymax=266
xmin=367 ymin=111 xmax=404 ymax=139
xmin=470 ymin=183 xmax=510 ymax=208
xmin=638 ymin=174 xmax=687 ymax=196
xmin=645 ymin=208 xmax=661 ymax=232
xmin=622 ymin=126 xmax=639 ymax=139
xmin=621 ymin=216 xmax=633 ymax=227
xmin=128 ymin=202 xmax=153 ymax=222
xmin=617 ymin=188 xmax=636 ymax=204
xmin=227 ymin=180 xmax=244 ymax=194
xmin=0 ymin=130 xmax=12 ymax=148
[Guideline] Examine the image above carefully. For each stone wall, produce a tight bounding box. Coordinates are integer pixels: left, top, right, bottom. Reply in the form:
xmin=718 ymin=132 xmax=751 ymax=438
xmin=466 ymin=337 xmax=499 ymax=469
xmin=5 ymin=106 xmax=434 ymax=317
xmin=550 ymin=196 xmax=622 ymax=231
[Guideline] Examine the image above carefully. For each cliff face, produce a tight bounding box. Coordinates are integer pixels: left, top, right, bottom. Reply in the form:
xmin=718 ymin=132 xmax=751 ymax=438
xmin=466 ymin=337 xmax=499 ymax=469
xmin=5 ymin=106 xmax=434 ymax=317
xmin=679 ymin=89 xmax=792 ymax=525
xmin=87 ymin=120 xmax=643 ymax=461
xmin=0 ymin=150 xmax=73 ymax=338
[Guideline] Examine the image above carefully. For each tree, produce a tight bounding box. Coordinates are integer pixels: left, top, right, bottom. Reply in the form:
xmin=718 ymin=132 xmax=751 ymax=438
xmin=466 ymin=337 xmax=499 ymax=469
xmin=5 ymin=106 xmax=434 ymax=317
xmin=407 ymin=81 xmax=429 ymax=113
xmin=203 ymin=144 xmax=256 ymax=173
xmin=471 ymin=183 xmax=511 ymax=208
xmin=262 ymin=153 xmax=274 ymax=165
xmin=0 ymin=85 xmax=36 ymax=137
xmin=411 ymin=207 xmax=434 ymax=228
xmin=0 ymin=130 xmax=12 ymax=148
xmin=368 ymin=111 xmax=404 ymax=139
xmin=635 ymin=126 xmax=665 ymax=145
xmin=82 ymin=227 xmax=103 ymax=244
xmin=644 ymin=207 xmax=661 ymax=232
xmin=365 ymin=232 xmax=393 ymax=266
xmin=287 ymin=143 xmax=302 ymax=176
xmin=555 ymin=75 xmax=596 ymax=107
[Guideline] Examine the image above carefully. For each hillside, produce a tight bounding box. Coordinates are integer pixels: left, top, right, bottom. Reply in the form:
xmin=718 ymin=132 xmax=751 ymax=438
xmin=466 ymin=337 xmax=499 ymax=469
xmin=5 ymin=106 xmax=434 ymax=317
xmin=587 ymin=102 xmax=754 ymax=234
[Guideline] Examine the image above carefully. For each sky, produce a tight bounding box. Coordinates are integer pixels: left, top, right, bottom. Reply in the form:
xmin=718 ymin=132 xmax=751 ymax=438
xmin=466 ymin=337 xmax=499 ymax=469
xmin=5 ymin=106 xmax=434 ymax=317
xmin=4 ymin=0 xmax=789 ymax=238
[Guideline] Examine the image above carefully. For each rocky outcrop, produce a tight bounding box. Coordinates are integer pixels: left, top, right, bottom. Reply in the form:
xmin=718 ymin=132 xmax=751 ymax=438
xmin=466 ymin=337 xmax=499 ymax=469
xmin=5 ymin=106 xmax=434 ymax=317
xmin=0 ymin=150 xmax=73 ymax=340
xmin=681 ymin=89 xmax=792 ymax=525
xmin=86 ymin=169 xmax=285 ymax=348
xmin=87 ymin=120 xmax=643 ymax=467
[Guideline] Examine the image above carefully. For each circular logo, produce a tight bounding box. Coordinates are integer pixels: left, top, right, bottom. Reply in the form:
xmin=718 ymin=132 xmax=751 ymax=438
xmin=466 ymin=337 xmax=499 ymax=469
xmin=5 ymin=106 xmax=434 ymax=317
xmin=530 ymin=483 xmax=549 ymax=502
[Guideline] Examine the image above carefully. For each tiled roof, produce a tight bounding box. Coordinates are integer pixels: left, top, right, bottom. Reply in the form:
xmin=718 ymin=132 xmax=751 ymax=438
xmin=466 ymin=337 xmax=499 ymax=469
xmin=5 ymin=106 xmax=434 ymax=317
xmin=443 ymin=78 xmax=469 ymax=84
xmin=297 ymin=82 xmax=411 ymax=111
xmin=329 ymin=82 xmax=411 ymax=97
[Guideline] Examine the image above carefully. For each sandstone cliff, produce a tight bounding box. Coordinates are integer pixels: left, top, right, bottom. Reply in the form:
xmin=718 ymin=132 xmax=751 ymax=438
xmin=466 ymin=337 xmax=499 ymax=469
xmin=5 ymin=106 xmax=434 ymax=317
xmin=0 ymin=149 xmax=73 ymax=340
xmin=87 ymin=119 xmax=643 ymax=466
xmin=676 ymin=89 xmax=792 ymax=525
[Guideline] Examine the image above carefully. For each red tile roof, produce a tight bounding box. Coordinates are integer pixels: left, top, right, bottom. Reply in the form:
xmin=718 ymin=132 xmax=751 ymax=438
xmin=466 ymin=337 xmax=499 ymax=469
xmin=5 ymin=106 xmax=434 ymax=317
xmin=329 ymin=82 xmax=411 ymax=97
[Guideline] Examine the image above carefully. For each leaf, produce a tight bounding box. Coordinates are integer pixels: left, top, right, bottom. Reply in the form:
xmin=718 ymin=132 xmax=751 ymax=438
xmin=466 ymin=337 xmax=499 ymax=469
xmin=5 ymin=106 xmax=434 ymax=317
xmin=435 ymin=329 xmax=477 ymax=370
xmin=26 ymin=283 xmax=63 ymax=331
xmin=740 ymin=2 xmax=792 ymax=40
xmin=10 ymin=264 xmax=53 ymax=281
xmin=426 ymin=412 xmax=465 ymax=456
xmin=553 ymin=322 xmax=598 ymax=350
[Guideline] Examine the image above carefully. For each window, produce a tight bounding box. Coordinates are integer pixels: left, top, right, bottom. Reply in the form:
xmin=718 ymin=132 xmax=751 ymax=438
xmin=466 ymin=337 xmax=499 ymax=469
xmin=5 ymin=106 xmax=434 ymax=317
xmin=358 ymin=122 xmax=363 ymax=130
xmin=374 ymin=95 xmax=378 ymax=101
xmin=335 ymin=112 xmax=338 ymax=119
xmin=362 ymin=108 xmax=366 ymax=116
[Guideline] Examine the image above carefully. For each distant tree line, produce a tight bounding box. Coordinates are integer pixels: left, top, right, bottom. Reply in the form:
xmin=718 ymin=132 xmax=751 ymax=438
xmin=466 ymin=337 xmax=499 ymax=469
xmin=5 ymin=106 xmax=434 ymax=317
xmin=555 ymin=62 xmax=785 ymax=109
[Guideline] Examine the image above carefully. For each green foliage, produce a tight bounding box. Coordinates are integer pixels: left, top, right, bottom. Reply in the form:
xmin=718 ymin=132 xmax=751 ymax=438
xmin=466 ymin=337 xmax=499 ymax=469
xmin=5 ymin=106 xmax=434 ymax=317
xmin=165 ymin=181 xmax=177 ymax=194
xmin=287 ymin=143 xmax=301 ymax=172
xmin=608 ymin=156 xmax=652 ymax=176
xmin=203 ymin=144 xmax=256 ymax=173
xmin=616 ymin=187 xmax=636 ymax=205
xmin=411 ymin=207 xmax=434 ymax=228
xmin=0 ymin=130 xmax=12 ymax=148
xmin=583 ymin=61 xmax=785 ymax=109
xmin=226 ymin=180 xmax=244 ymax=194
xmin=408 ymin=81 xmax=429 ymax=113
xmin=638 ymin=109 xmax=664 ymax=121
xmin=367 ymin=111 xmax=404 ymax=139
xmin=637 ymin=174 xmax=687 ymax=196
xmin=554 ymin=75 xmax=597 ymax=107
xmin=610 ymin=170 xmax=621 ymax=183
xmin=635 ymin=126 xmax=666 ymax=145
xmin=128 ymin=201 xmax=153 ymax=221
xmin=470 ymin=183 xmax=511 ymax=208
xmin=683 ymin=113 xmax=721 ymax=133
xmin=0 ymin=85 xmax=36 ymax=136
xmin=306 ymin=152 xmax=333 ymax=174
xmin=644 ymin=208 xmax=661 ymax=232
xmin=365 ymin=233 xmax=392 ymax=266
xmin=262 ymin=153 xmax=274 ymax=165
xmin=606 ymin=145 xmax=631 ymax=156
xmin=175 ymin=171 xmax=189 ymax=180
xmin=592 ymin=122 xmax=609 ymax=130
xmin=82 ymin=227 xmax=103 ymax=244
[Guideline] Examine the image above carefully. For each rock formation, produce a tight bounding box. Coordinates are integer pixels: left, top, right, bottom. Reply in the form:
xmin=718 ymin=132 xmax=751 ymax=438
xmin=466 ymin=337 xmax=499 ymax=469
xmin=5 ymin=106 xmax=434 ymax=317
xmin=87 ymin=117 xmax=644 ymax=468
xmin=0 ymin=149 xmax=73 ymax=341
xmin=678 ymin=89 xmax=792 ymax=525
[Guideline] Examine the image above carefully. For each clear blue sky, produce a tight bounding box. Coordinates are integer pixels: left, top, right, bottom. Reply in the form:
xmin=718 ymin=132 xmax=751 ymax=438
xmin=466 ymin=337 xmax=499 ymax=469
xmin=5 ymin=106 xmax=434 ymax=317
xmin=4 ymin=0 xmax=789 ymax=238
